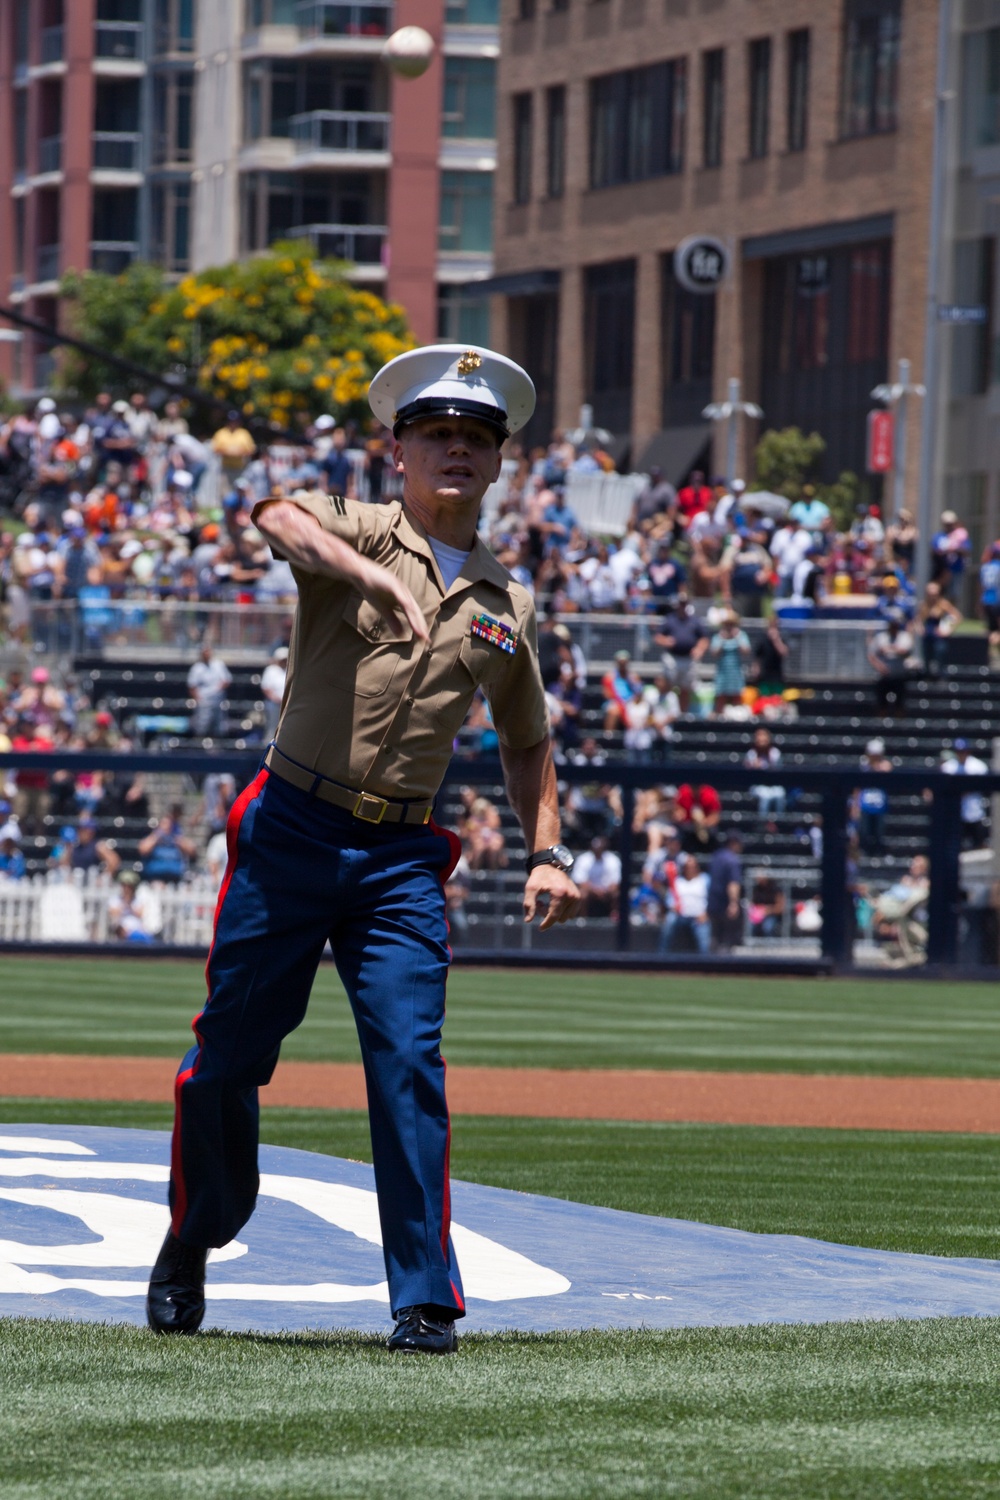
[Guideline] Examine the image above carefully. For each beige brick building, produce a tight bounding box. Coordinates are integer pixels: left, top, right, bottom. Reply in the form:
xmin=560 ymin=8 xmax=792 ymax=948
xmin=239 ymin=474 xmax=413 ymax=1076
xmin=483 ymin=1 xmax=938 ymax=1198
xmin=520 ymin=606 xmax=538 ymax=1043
xmin=486 ymin=0 xmax=1000 ymax=549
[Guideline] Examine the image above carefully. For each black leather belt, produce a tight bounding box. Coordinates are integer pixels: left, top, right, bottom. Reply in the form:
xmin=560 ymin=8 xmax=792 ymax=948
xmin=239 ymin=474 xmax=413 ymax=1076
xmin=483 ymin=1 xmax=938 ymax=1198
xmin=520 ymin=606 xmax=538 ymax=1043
xmin=264 ymin=745 xmax=434 ymax=826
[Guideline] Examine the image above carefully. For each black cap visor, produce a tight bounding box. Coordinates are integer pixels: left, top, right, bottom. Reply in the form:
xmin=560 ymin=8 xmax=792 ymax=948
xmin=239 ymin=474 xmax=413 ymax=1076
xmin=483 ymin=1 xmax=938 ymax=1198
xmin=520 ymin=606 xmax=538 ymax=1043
xmin=392 ymin=396 xmax=509 ymax=442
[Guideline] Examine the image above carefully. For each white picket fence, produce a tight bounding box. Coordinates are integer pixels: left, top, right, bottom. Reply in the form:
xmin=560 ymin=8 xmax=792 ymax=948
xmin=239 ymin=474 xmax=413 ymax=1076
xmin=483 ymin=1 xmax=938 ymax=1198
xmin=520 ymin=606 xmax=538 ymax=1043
xmin=0 ymin=872 xmax=218 ymax=945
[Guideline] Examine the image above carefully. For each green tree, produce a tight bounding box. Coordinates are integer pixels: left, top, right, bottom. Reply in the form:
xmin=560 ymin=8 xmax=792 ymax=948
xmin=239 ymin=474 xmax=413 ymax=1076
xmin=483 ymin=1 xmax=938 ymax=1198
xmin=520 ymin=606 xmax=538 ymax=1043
xmin=58 ymin=243 xmax=414 ymax=428
xmin=751 ymin=426 xmax=859 ymax=530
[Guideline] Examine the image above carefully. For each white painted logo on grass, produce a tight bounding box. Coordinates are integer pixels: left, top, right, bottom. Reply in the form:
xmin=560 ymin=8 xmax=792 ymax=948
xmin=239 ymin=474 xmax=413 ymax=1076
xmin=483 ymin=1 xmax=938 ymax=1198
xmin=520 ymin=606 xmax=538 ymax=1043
xmin=0 ymin=1137 xmax=569 ymax=1305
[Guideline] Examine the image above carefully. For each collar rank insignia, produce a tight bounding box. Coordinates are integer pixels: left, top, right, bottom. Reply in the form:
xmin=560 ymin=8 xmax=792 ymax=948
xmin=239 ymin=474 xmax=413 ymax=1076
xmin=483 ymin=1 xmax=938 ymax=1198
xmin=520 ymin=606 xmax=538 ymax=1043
xmin=470 ymin=612 xmax=518 ymax=655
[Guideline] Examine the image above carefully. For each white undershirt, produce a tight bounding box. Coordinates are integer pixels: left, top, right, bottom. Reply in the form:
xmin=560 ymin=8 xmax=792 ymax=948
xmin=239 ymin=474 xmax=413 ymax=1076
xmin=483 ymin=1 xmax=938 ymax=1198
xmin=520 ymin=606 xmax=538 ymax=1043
xmin=428 ymin=536 xmax=471 ymax=591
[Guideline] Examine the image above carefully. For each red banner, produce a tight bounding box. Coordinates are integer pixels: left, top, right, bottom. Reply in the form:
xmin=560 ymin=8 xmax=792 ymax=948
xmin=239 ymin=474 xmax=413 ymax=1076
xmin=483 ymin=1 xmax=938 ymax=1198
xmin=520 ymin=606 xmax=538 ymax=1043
xmin=867 ymin=409 xmax=894 ymax=473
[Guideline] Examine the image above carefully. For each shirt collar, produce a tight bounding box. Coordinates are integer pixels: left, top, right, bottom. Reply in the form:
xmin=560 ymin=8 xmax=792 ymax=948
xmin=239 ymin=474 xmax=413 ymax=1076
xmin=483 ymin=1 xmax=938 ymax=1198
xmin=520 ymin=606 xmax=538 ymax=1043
xmin=396 ymin=504 xmax=513 ymax=596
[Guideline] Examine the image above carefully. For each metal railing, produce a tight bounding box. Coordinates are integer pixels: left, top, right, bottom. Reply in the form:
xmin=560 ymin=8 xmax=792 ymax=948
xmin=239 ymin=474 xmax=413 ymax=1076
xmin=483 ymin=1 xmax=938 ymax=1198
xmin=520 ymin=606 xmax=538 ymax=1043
xmin=0 ymin=871 xmax=218 ymax=946
xmin=35 ymin=244 xmax=60 ymax=283
xmin=290 ymin=109 xmax=391 ymax=154
xmin=40 ymin=24 xmax=64 ymax=63
xmin=296 ymin=0 xmax=393 ymax=36
xmin=37 ymin=136 xmax=62 ymax=174
xmin=92 ymin=131 xmax=142 ymax=170
xmin=287 ymin=222 xmax=386 ymax=264
xmin=89 ymin=240 xmax=138 ymax=274
xmin=94 ymin=20 xmax=145 ymax=59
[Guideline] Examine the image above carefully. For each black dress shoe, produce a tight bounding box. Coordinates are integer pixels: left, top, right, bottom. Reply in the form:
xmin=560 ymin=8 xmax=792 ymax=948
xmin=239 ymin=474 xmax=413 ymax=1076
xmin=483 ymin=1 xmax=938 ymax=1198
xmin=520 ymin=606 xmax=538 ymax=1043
xmin=146 ymin=1230 xmax=208 ymax=1335
xmin=387 ymin=1306 xmax=458 ymax=1355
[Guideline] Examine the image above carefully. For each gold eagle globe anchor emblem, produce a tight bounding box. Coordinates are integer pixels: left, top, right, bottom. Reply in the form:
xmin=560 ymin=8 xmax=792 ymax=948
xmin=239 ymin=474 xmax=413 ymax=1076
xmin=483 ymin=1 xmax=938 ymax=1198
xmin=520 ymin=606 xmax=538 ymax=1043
xmin=456 ymin=350 xmax=483 ymax=375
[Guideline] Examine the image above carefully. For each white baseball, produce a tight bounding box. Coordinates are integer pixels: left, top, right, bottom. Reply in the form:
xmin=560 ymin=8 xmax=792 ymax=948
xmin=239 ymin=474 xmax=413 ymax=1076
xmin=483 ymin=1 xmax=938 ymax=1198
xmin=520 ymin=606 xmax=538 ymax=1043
xmin=381 ymin=25 xmax=435 ymax=79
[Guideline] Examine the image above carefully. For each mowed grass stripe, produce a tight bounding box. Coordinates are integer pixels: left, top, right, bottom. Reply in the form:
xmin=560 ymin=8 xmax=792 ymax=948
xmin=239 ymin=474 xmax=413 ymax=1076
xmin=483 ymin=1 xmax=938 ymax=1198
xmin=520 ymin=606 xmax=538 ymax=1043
xmin=3 ymin=958 xmax=1000 ymax=1076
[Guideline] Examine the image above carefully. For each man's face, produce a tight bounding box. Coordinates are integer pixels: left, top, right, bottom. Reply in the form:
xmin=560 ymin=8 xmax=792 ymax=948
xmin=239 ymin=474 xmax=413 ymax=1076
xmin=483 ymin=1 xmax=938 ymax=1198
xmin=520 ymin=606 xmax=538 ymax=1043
xmin=394 ymin=416 xmax=502 ymax=510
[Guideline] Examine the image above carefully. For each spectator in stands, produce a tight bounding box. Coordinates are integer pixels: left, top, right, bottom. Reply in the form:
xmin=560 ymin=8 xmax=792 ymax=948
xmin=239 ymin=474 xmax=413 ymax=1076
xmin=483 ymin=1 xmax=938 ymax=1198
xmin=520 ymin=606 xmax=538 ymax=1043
xmin=647 ymin=540 xmax=686 ymax=605
xmin=726 ymin=529 xmax=773 ymax=618
xmin=0 ymin=823 xmax=25 ymax=881
xmin=443 ymin=855 xmax=471 ymax=940
xmin=707 ymin=830 xmax=743 ymax=952
xmin=789 ymin=485 xmax=830 ymax=532
xmin=979 ymin=542 xmax=1000 ymax=668
xmin=547 ymin=660 xmax=583 ymax=755
xmin=261 ymin=645 xmax=288 ymax=741
xmin=138 ymin=812 xmax=197 ymax=885
xmin=641 ymin=672 xmax=681 ymax=759
xmin=540 ymin=488 xmax=577 ymax=555
xmin=709 ymin=611 xmax=752 ymax=714
xmin=602 ymin=649 xmax=642 ymax=732
xmin=868 ymin=614 xmax=915 ymax=717
xmin=941 ymin=739 xmax=990 ymax=849
xmin=107 ymin=869 xmax=159 ymax=942
xmin=672 ymin=782 xmax=722 ymax=853
xmin=659 ymin=853 xmax=710 ymax=955
xmin=655 ymin=591 xmax=709 ymax=713
xmin=676 ymin=470 xmax=713 ymax=528
xmin=211 ymin=411 xmax=256 ymax=480
xmin=753 ymin=616 xmax=788 ymax=698
xmin=565 ymin=738 xmax=620 ymax=842
xmin=852 ymin=738 xmax=893 ymax=854
xmin=579 ymin=541 xmax=622 ymax=611
xmin=770 ymin=516 xmax=813 ymax=599
xmin=11 ymin=717 xmax=53 ymax=832
xmin=460 ymin=795 xmax=508 ymax=871
xmin=885 ymin=508 xmax=917 ymax=576
xmin=317 ymin=423 xmax=354 ymax=497
xmin=931 ymin=511 xmax=971 ymax=602
xmin=915 ymin=581 xmax=961 ymax=676
xmin=748 ymin=873 xmax=785 ymax=937
xmin=875 ymin=572 xmax=915 ymax=625
xmin=790 ymin=545 xmax=826 ymax=608
xmin=187 ymin=644 xmax=232 ymax=740
xmin=572 ymin=835 xmax=621 ymax=920
xmin=50 ymin=815 xmax=120 ymax=878
xmin=745 ymin=726 xmax=785 ymax=823
xmin=203 ymin=773 xmax=237 ymax=837
xmin=630 ymin=468 xmax=677 ymax=530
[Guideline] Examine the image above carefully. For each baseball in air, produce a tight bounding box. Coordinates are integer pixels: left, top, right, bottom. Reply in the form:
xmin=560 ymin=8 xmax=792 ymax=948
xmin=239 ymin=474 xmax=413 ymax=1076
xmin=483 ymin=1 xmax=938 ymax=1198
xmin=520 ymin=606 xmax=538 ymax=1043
xmin=381 ymin=25 xmax=435 ymax=79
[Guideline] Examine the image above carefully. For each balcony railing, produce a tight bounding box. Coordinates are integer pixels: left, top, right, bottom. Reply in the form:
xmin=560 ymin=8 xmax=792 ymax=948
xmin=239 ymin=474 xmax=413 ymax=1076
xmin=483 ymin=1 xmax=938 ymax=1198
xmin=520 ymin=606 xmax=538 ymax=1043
xmin=290 ymin=109 xmax=391 ymax=154
xmin=38 ymin=135 xmax=62 ymax=174
xmin=296 ymin=0 xmax=393 ymax=38
xmin=92 ymin=131 xmax=142 ymax=170
xmin=40 ymin=24 xmax=65 ymax=63
xmin=287 ymin=222 xmax=386 ymax=264
xmin=90 ymin=240 xmax=138 ymax=274
xmin=94 ymin=20 xmax=144 ymax=60
xmin=35 ymin=245 xmax=60 ymax=283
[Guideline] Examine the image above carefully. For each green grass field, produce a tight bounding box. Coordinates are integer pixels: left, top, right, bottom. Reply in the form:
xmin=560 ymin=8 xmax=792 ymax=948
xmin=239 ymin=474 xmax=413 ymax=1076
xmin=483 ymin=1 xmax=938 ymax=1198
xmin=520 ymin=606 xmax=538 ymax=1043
xmin=3 ymin=961 xmax=1000 ymax=1497
xmin=3 ymin=956 xmax=1000 ymax=1075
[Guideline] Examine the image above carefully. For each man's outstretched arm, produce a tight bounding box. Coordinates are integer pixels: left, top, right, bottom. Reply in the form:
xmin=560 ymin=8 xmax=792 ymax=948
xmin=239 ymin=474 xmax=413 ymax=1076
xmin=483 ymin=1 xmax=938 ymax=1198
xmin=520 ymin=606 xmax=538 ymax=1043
xmin=500 ymin=735 xmax=580 ymax=931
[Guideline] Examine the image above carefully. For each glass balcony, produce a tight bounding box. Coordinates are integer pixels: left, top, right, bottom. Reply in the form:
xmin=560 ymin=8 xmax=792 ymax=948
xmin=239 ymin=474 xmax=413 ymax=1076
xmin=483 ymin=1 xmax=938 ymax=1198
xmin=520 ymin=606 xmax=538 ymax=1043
xmin=38 ymin=136 xmax=62 ymax=174
xmin=287 ymin=223 xmax=386 ymax=264
xmin=94 ymin=21 xmax=144 ymax=60
xmin=290 ymin=110 xmax=390 ymax=155
xmin=35 ymin=245 xmax=61 ymax=283
xmin=296 ymin=0 xmax=393 ymax=38
xmin=90 ymin=240 xmax=139 ymax=274
xmin=92 ymin=132 xmax=142 ymax=170
xmin=40 ymin=24 xmax=65 ymax=64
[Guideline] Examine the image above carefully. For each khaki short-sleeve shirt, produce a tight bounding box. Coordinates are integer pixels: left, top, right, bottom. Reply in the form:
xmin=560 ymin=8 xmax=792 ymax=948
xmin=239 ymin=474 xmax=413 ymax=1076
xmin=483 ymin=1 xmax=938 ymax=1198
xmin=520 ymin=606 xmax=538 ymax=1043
xmin=251 ymin=492 xmax=549 ymax=800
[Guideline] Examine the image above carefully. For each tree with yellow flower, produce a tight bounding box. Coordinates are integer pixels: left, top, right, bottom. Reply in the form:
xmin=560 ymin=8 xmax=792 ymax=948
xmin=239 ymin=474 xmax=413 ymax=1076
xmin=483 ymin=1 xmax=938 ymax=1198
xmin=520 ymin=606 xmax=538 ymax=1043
xmin=59 ymin=244 xmax=415 ymax=428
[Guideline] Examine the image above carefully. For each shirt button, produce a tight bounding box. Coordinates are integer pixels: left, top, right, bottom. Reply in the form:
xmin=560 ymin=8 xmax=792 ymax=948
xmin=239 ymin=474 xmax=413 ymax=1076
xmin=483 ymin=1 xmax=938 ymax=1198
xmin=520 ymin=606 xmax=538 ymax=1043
xmin=383 ymin=745 xmax=393 ymax=754
xmin=406 ymin=695 xmax=415 ymax=705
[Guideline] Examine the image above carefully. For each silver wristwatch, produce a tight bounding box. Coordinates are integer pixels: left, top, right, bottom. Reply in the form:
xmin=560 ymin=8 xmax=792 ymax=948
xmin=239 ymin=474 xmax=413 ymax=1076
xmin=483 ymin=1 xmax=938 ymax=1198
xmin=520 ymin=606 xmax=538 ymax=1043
xmin=525 ymin=844 xmax=574 ymax=876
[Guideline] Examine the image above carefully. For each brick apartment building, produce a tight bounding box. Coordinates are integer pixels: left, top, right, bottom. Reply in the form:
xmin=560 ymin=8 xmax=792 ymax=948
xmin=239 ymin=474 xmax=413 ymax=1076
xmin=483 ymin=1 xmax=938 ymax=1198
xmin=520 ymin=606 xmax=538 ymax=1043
xmin=488 ymin=0 xmax=1000 ymax=551
xmin=0 ymin=0 xmax=500 ymax=388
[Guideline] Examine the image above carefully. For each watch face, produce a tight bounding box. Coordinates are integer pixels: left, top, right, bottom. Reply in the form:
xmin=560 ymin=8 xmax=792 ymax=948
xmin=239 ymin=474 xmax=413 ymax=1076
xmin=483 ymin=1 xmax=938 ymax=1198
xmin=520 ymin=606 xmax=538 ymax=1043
xmin=551 ymin=844 xmax=574 ymax=872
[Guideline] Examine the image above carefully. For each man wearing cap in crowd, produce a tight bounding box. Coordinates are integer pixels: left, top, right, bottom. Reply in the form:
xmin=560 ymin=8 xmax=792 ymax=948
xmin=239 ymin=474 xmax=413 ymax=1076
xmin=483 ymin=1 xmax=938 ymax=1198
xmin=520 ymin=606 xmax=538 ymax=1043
xmin=260 ymin=644 xmax=288 ymax=740
xmin=148 ymin=343 xmax=580 ymax=1353
xmin=941 ymin=738 xmax=990 ymax=848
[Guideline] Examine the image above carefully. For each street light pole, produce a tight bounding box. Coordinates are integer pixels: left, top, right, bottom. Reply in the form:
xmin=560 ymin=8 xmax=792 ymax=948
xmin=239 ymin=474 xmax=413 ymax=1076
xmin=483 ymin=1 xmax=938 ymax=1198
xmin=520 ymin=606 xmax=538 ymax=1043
xmin=871 ymin=358 xmax=925 ymax=518
xmin=703 ymin=376 xmax=763 ymax=483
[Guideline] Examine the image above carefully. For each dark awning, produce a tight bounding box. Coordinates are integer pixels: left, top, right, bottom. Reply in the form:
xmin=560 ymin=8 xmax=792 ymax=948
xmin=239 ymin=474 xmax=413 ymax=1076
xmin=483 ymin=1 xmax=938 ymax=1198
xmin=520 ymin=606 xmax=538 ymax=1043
xmin=742 ymin=214 xmax=894 ymax=261
xmin=464 ymin=269 xmax=561 ymax=297
xmin=636 ymin=425 xmax=712 ymax=485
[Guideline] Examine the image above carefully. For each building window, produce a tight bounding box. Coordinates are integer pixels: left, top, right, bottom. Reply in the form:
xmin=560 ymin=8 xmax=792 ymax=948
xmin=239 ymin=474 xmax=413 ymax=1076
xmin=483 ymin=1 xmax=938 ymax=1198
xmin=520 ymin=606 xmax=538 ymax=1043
xmin=444 ymin=0 xmax=499 ymax=24
xmin=840 ymin=0 xmax=901 ymax=139
xmin=950 ymin=238 xmax=994 ymax=398
xmin=439 ymin=169 xmax=493 ymax=253
xmin=245 ymin=0 xmax=298 ymax=23
xmin=442 ymin=57 xmax=496 ymax=140
xmin=590 ymin=59 xmax=686 ymax=189
xmin=546 ymin=85 xmax=566 ymax=198
xmin=518 ymin=0 xmax=536 ymax=18
xmin=702 ymin=49 xmax=724 ymax=169
xmin=152 ymin=72 xmax=194 ymax=165
xmin=747 ymin=38 xmax=771 ymax=159
xmin=584 ymin=259 xmax=636 ymax=434
xmin=513 ymin=92 xmax=533 ymax=204
xmin=14 ymin=90 xmax=28 ymax=174
xmin=962 ymin=27 xmax=1000 ymax=153
xmin=786 ymin=29 xmax=809 ymax=152
xmin=661 ymin=254 xmax=716 ymax=426
xmin=153 ymin=0 xmax=195 ymax=55
xmin=437 ymin=285 xmax=490 ymax=345
xmin=150 ymin=181 xmax=191 ymax=273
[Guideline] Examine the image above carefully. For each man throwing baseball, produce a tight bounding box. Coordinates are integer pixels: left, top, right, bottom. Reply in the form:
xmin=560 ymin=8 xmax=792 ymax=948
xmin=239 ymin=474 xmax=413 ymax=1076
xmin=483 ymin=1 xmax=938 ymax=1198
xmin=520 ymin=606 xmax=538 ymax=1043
xmin=147 ymin=344 xmax=579 ymax=1353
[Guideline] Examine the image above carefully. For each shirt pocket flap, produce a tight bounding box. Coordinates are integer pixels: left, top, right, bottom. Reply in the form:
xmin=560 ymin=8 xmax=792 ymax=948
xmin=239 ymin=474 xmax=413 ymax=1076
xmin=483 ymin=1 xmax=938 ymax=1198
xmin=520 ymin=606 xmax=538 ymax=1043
xmin=341 ymin=591 xmax=413 ymax=647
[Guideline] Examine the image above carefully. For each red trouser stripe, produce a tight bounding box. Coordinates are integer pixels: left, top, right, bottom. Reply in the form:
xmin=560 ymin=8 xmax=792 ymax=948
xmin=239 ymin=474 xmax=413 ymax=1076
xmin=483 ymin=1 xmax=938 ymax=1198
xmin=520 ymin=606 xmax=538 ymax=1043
xmin=170 ymin=767 xmax=269 ymax=1237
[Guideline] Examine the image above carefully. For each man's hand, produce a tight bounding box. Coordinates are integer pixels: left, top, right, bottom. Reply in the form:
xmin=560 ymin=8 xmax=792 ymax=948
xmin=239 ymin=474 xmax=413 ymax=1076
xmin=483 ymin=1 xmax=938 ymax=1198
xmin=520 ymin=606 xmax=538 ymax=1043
xmin=523 ymin=865 xmax=580 ymax=931
xmin=353 ymin=555 xmax=429 ymax=642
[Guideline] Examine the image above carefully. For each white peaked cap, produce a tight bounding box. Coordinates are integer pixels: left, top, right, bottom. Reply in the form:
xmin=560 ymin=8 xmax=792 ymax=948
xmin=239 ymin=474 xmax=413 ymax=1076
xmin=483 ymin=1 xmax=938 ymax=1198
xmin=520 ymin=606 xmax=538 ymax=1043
xmin=368 ymin=343 xmax=535 ymax=439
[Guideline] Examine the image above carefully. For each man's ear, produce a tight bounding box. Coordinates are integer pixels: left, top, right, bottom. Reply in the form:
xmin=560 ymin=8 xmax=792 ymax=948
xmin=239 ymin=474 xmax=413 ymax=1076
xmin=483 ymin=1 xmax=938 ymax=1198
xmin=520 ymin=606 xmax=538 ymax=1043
xmin=392 ymin=438 xmax=405 ymax=473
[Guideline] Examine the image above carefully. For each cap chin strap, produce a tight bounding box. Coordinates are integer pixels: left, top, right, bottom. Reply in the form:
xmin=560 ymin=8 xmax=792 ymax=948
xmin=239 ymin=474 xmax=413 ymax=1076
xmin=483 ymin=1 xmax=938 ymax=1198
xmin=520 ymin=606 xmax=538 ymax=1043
xmin=392 ymin=397 xmax=509 ymax=441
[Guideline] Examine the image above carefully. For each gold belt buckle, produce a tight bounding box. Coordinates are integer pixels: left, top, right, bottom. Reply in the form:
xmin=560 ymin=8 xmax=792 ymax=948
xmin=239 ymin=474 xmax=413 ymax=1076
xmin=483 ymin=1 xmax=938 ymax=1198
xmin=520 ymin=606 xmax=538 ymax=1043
xmin=353 ymin=790 xmax=389 ymax=824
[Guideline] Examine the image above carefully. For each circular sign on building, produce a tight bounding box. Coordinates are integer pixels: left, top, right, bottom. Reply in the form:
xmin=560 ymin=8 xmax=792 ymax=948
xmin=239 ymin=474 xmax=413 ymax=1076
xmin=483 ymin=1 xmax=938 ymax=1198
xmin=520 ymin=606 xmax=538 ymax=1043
xmin=674 ymin=235 xmax=730 ymax=295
